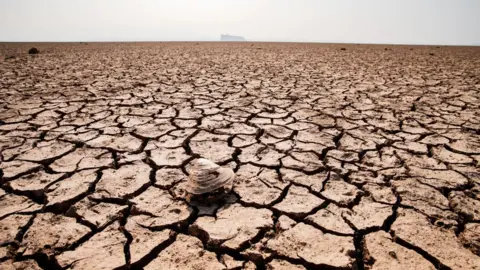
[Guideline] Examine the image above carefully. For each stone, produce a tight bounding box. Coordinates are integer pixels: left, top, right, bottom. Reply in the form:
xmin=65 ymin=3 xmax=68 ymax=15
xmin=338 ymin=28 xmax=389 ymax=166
xmin=28 ymin=47 xmax=40 ymax=54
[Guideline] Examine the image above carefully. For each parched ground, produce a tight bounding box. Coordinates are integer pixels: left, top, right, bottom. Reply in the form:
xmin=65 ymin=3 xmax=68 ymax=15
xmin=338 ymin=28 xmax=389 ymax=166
xmin=0 ymin=42 xmax=479 ymax=270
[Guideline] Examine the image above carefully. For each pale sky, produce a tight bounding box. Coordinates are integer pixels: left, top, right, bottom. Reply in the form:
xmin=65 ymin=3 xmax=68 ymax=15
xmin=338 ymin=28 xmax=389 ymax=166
xmin=1 ymin=0 xmax=479 ymax=45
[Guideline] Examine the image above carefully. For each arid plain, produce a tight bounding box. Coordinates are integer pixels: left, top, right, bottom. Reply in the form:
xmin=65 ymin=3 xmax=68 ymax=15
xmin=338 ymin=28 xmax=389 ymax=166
xmin=0 ymin=42 xmax=479 ymax=270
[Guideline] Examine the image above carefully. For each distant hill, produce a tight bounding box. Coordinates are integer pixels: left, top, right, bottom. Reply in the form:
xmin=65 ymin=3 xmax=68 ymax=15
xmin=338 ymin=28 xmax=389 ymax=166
xmin=221 ymin=34 xmax=246 ymax=41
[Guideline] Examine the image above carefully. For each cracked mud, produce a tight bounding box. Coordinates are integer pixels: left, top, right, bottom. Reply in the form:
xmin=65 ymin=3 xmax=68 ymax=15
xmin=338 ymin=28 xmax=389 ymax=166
xmin=0 ymin=43 xmax=479 ymax=269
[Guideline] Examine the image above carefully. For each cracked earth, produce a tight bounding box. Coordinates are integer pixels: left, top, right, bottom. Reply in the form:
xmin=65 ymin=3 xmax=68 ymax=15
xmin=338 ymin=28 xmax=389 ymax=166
xmin=0 ymin=42 xmax=479 ymax=269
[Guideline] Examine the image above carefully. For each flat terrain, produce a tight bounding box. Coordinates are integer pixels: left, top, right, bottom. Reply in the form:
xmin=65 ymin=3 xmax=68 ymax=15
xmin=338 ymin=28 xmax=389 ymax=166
xmin=0 ymin=42 xmax=479 ymax=270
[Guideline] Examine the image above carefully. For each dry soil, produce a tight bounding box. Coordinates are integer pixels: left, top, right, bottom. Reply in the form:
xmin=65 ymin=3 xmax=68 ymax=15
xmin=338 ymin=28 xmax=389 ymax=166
xmin=0 ymin=42 xmax=479 ymax=270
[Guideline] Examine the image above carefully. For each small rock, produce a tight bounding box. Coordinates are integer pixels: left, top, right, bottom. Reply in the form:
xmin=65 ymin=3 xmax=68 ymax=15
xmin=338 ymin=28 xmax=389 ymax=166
xmin=28 ymin=48 xmax=39 ymax=54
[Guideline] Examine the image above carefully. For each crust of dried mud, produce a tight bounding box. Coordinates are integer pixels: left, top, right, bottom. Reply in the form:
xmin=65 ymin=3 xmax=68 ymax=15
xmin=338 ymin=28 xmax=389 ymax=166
xmin=0 ymin=42 xmax=479 ymax=270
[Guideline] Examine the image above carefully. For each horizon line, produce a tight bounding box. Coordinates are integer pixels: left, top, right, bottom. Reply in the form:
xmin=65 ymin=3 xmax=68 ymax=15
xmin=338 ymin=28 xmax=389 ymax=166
xmin=0 ymin=40 xmax=479 ymax=46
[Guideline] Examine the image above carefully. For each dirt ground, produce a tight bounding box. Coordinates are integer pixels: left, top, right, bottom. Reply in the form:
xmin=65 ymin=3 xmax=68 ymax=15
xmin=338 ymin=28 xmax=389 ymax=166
xmin=0 ymin=42 xmax=479 ymax=270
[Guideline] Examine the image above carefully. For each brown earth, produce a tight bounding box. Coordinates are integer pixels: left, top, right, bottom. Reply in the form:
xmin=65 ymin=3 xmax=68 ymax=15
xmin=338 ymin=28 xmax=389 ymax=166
xmin=0 ymin=42 xmax=479 ymax=269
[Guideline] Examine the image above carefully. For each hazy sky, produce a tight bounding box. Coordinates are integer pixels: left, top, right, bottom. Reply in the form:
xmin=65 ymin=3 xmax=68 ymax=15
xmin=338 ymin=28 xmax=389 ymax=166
xmin=1 ymin=0 xmax=479 ymax=44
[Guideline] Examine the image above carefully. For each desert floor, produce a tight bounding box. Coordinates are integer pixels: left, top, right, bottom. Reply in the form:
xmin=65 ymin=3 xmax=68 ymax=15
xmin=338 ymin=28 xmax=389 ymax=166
xmin=0 ymin=42 xmax=479 ymax=270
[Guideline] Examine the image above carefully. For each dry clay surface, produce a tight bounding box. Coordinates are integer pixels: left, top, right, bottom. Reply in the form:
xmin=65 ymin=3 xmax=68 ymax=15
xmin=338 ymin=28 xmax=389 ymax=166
xmin=0 ymin=42 xmax=479 ymax=270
